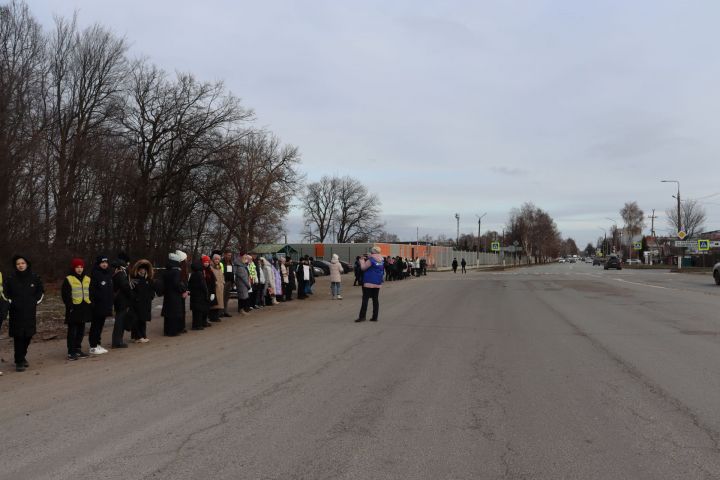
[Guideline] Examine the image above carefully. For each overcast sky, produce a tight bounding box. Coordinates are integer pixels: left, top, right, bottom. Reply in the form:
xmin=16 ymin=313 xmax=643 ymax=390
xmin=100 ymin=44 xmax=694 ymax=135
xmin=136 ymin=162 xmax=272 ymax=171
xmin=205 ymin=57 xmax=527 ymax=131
xmin=31 ymin=0 xmax=720 ymax=246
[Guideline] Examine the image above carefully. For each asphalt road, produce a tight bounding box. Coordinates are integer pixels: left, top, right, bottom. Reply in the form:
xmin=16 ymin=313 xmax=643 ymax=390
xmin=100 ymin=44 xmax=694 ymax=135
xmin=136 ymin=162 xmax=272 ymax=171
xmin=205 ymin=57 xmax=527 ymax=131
xmin=2 ymin=264 xmax=720 ymax=479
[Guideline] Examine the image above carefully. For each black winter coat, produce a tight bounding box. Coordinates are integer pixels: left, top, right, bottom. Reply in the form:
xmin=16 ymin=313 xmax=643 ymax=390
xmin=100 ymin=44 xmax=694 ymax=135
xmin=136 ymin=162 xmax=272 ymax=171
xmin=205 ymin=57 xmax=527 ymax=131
xmin=130 ymin=276 xmax=155 ymax=323
xmin=161 ymin=262 xmax=187 ymax=319
xmin=5 ymin=270 xmax=44 ymax=337
xmin=113 ymin=268 xmax=134 ymax=312
xmin=188 ymin=270 xmax=210 ymax=312
xmin=89 ymin=266 xmax=114 ymax=316
xmin=61 ymin=273 xmax=92 ymax=325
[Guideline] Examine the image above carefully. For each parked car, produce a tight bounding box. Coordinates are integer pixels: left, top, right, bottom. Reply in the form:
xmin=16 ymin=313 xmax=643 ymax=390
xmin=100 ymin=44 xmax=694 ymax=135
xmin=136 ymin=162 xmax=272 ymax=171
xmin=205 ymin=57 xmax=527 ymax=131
xmin=625 ymin=259 xmax=641 ymax=265
xmin=592 ymin=257 xmax=604 ymax=266
xmin=311 ymin=260 xmax=331 ymax=275
xmin=558 ymin=258 xmax=566 ymax=263
xmin=339 ymin=260 xmax=353 ymax=274
xmin=604 ymin=256 xmax=622 ymax=270
xmin=313 ymin=266 xmax=326 ymax=277
xmin=714 ymin=262 xmax=720 ymax=285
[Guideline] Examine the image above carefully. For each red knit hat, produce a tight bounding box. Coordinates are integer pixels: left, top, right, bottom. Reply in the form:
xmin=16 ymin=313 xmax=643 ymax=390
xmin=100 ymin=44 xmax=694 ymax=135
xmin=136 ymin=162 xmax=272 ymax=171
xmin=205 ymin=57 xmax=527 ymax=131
xmin=201 ymin=255 xmax=211 ymax=263
xmin=71 ymin=258 xmax=85 ymax=269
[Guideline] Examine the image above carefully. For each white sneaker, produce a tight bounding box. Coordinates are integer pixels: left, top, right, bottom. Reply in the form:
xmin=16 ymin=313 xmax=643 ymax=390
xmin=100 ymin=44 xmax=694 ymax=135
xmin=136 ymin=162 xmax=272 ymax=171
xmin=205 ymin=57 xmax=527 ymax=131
xmin=337 ymin=295 xmax=343 ymax=300
xmin=97 ymin=346 xmax=109 ymax=354
xmin=140 ymin=338 xmax=150 ymax=343
xmin=89 ymin=347 xmax=102 ymax=355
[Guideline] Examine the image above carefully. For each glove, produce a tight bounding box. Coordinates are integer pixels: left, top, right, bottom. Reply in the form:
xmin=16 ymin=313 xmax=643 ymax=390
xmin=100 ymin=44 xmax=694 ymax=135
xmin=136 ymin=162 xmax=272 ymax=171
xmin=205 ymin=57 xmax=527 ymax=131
xmin=210 ymin=294 xmax=216 ymax=301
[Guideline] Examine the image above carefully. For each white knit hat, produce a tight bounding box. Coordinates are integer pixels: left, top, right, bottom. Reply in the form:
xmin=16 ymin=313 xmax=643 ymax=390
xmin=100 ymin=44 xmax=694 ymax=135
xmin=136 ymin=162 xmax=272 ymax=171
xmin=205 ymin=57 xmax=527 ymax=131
xmin=168 ymin=250 xmax=187 ymax=262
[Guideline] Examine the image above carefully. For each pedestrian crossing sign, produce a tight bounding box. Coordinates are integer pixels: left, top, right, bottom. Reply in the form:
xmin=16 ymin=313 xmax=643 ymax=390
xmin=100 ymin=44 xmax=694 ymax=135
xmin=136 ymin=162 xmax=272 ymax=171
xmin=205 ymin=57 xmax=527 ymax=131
xmin=491 ymin=242 xmax=500 ymax=252
xmin=632 ymin=241 xmax=642 ymax=250
xmin=698 ymin=239 xmax=710 ymax=251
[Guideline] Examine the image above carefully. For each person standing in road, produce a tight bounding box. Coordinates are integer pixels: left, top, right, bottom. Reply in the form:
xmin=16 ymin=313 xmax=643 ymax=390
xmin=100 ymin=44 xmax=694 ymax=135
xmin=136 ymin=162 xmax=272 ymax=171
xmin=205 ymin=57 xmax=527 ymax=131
xmin=61 ymin=258 xmax=91 ymax=360
xmin=234 ymin=255 xmax=251 ymax=315
xmin=329 ymin=254 xmax=343 ymax=300
xmin=130 ymin=259 xmax=155 ymax=343
xmin=162 ymin=250 xmax=188 ymax=336
xmin=88 ymin=255 xmax=112 ymax=355
xmin=201 ymin=255 xmax=216 ymax=326
xmin=221 ymin=249 xmax=234 ymax=317
xmin=461 ymin=258 xmax=467 ymax=274
xmin=209 ymin=253 xmax=225 ymax=322
xmin=285 ymin=258 xmax=296 ymax=301
xmin=355 ymin=247 xmax=384 ymax=323
xmin=452 ymin=258 xmax=458 ymax=273
xmin=188 ymin=258 xmax=211 ymax=330
xmin=353 ymin=256 xmax=362 ymax=286
xmin=111 ymin=257 xmax=133 ymax=348
xmin=5 ymin=255 xmax=44 ymax=372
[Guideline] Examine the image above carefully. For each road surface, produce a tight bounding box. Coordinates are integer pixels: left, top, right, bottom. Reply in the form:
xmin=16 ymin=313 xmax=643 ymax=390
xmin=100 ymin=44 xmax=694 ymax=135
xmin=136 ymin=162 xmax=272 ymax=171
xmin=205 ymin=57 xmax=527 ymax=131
xmin=1 ymin=263 xmax=720 ymax=479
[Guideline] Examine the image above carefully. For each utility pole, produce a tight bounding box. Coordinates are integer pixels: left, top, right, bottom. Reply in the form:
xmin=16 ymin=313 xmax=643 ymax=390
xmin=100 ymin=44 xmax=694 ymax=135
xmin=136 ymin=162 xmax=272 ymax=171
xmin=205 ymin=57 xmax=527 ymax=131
xmin=662 ymin=180 xmax=682 ymax=270
xmin=648 ymin=209 xmax=657 ymax=237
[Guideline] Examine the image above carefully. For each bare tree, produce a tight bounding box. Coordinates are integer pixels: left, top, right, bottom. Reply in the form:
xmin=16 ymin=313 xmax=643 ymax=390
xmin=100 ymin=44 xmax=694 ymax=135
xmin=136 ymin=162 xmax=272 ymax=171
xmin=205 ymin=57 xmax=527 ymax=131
xmin=665 ymin=199 xmax=706 ymax=237
xmin=620 ymin=201 xmax=645 ymax=240
xmin=334 ymin=176 xmax=383 ymax=243
xmin=301 ymin=176 xmax=338 ymax=242
xmin=372 ymin=230 xmax=400 ymax=243
xmin=506 ymin=202 xmax=561 ymax=263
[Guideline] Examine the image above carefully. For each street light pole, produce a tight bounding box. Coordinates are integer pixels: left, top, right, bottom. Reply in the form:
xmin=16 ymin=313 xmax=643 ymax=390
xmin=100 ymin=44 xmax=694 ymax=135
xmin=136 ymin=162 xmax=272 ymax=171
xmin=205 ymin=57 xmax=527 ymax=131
xmin=454 ymin=213 xmax=460 ymax=248
xmin=661 ymin=180 xmax=682 ymax=269
xmin=476 ymin=213 xmax=486 ymax=264
xmin=605 ymin=217 xmax=618 ymax=254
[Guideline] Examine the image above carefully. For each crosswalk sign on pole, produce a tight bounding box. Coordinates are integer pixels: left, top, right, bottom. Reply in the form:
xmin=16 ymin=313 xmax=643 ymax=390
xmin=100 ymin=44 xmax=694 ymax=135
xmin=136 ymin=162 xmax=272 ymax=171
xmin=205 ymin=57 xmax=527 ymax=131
xmin=698 ymin=239 xmax=710 ymax=251
xmin=491 ymin=242 xmax=500 ymax=252
xmin=632 ymin=241 xmax=642 ymax=250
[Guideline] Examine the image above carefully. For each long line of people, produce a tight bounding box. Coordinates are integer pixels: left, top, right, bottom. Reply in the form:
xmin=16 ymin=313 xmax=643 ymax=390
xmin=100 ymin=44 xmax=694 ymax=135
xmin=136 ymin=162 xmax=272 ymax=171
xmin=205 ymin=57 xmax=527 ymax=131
xmin=0 ymin=250 xmax=356 ymax=375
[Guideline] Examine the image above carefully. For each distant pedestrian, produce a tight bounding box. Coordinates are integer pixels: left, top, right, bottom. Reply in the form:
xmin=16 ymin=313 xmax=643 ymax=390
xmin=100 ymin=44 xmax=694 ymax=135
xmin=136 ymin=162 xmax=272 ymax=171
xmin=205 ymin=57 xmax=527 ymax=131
xmin=452 ymin=258 xmax=458 ymax=273
xmin=461 ymin=258 xmax=467 ymax=274
xmin=353 ymin=256 xmax=362 ymax=286
xmin=88 ymin=255 xmax=112 ymax=355
xmin=234 ymin=254 xmax=251 ymax=314
xmin=130 ymin=259 xmax=155 ymax=343
xmin=285 ymin=258 xmax=296 ymax=301
xmin=355 ymin=247 xmax=384 ymax=323
xmin=5 ymin=255 xmax=44 ymax=372
xmin=329 ymin=253 xmax=343 ymax=300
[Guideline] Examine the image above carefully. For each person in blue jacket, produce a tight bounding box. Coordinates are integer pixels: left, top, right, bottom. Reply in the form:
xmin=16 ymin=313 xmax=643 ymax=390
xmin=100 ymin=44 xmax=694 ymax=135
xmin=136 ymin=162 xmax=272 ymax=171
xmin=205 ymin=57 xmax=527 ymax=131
xmin=355 ymin=247 xmax=385 ymax=323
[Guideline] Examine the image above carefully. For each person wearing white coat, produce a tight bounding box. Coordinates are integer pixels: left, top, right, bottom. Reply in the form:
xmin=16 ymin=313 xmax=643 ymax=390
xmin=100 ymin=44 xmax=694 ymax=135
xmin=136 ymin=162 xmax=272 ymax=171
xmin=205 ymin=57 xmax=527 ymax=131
xmin=329 ymin=254 xmax=343 ymax=299
xmin=260 ymin=258 xmax=277 ymax=305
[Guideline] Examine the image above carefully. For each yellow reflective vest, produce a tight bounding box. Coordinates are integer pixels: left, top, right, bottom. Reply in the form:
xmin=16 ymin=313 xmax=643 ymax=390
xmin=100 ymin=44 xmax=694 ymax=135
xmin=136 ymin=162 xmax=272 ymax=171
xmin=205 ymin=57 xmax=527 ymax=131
xmin=66 ymin=275 xmax=91 ymax=305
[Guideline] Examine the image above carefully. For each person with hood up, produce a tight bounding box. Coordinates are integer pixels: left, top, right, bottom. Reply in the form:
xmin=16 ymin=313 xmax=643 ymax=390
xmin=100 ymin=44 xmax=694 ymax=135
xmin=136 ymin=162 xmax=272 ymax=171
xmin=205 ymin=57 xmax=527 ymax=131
xmin=234 ymin=254 xmax=251 ymax=315
xmin=130 ymin=259 xmax=155 ymax=343
xmin=261 ymin=257 xmax=277 ymax=306
xmin=355 ymin=247 xmax=384 ymax=323
xmin=5 ymin=255 xmax=44 ymax=372
xmin=111 ymin=256 xmax=134 ymax=348
xmin=329 ymin=254 xmax=343 ymax=300
xmin=272 ymin=259 xmax=283 ymax=303
xmin=61 ymin=258 xmax=92 ymax=360
xmin=162 ymin=250 xmax=188 ymax=336
xmin=188 ymin=257 xmax=212 ymax=330
xmin=253 ymin=256 xmax=266 ymax=308
xmin=88 ymin=255 xmax=112 ymax=354
xmin=209 ymin=253 xmax=225 ymax=322
xmin=451 ymin=257 xmax=458 ymax=274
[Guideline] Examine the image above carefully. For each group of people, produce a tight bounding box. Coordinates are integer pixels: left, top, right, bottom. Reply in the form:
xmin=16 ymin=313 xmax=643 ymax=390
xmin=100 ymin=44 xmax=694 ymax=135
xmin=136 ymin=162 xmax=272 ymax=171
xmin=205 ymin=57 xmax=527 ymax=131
xmin=353 ymin=256 xmax=425 ymax=284
xmin=0 ymin=247 xmax=390 ymax=374
xmin=451 ymin=258 xmax=468 ymax=274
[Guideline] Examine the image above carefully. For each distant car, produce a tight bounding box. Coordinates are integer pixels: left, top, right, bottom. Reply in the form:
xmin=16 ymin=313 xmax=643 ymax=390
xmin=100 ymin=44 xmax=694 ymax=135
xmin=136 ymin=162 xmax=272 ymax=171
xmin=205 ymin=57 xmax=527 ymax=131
xmin=569 ymin=258 xmax=576 ymax=263
xmin=714 ymin=262 xmax=720 ymax=285
xmin=585 ymin=257 xmax=593 ymax=263
xmin=625 ymin=259 xmax=641 ymax=265
xmin=604 ymin=256 xmax=622 ymax=270
xmin=313 ymin=266 xmax=325 ymax=277
xmin=558 ymin=258 xmax=566 ymax=263
xmin=592 ymin=258 xmax=603 ymax=266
